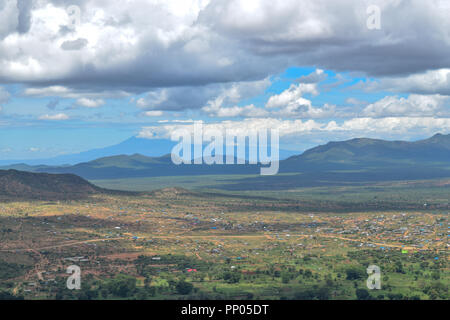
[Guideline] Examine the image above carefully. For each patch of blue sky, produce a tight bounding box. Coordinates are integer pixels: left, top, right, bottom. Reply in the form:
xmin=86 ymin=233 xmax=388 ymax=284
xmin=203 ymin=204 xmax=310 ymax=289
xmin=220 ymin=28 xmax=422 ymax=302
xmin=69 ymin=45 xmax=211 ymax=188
xmin=236 ymin=67 xmax=395 ymax=111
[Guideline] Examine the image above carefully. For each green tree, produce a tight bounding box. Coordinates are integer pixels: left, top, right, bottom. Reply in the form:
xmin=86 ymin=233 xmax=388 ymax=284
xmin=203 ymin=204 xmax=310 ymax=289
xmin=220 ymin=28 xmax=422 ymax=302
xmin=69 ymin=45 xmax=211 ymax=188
xmin=345 ymin=266 xmax=365 ymax=280
xmin=105 ymin=274 xmax=137 ymax=298
xmin=176 ymin=281 xmax=194 ymax=295
xmin=356 ymin=288 xmax=371 ymax=300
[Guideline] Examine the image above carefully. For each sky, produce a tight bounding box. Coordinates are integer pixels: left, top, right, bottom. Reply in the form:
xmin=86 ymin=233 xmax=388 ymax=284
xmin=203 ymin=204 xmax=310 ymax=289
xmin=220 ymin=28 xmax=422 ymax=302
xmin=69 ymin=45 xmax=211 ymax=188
xmin=0 ymin=0 xmax=449 ymax=160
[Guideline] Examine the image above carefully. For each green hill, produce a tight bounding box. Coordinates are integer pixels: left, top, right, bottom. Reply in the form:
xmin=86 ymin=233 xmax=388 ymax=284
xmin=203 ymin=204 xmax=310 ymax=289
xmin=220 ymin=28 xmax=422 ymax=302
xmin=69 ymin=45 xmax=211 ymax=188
xmin=0 ymin=170 xmax=104 ymax=200
xmin=283 ymin=133 xmax=450 ymax=169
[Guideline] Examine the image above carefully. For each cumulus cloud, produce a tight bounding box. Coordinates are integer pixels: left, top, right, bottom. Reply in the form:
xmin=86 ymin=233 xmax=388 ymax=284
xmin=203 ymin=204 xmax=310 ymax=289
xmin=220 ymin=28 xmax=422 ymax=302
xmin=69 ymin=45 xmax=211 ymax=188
xmin=138 ymin=117 xmax=450 ymax=141
xmin=76 ymin=98 xmax=105 ymax=108
xmin=266 ymin=83 xmax=318 ymax=109
xmin=362 ymin=94 xmax=449 ymax=117
xmin=296 ymin=69 xmax=327 ymax=84
xmin=346 ymin=97 xmax=368 ymax=107
xmin=143 ymin=110 xmax=164 ymax=117
xmin=25 ymin=86 xmax=70 ymax=96
xmin=196 ymin=76 xmax=350 ymax=119
xmin=211 ymin=104 xmax=269 ymax=118
xmin=134 ymin=78 xmax=272 ymax=115
xmin=24 ymin=85 xmax=129 ymax=100
xmin=262 ymin=82 xmax=341 ymax=119
xmin=276 ymin=103 xmax=339 ymax=119
xmin=361 ymin=69 xmax=450 ymax=96
xmin=38 ymin=113 xmax=69 ymax=120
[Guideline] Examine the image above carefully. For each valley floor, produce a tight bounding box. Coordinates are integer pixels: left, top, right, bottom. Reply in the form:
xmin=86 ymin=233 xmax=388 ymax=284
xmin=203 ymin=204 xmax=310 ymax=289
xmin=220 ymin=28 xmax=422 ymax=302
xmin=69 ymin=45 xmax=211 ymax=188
xmin=0 ymin=188 xmax=448 ymax=300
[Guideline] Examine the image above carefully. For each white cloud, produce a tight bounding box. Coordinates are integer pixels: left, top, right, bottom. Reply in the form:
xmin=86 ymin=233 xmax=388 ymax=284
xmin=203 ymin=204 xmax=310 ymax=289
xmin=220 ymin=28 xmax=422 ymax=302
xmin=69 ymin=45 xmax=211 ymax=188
xmin=263 ymin=82 xmax=339 ymax=119
xmin=25 ymin=86 xmax=71 ymax=96
xmin=137 ymin=78 xmax=271 ymax=114
xmin=137 ymin=90 xmax=169 ymax=109
xmin=266 ymin=83 xmax=318 ymax=109
xmin=346 ymin=97 xmax=367 ymax=106
xmin=24 ymin=86 xmax=130 ymax=99
xmin=143 ymin=110 xmax=164 ymax=117
xmin=389 ymin=69 xmax=450 ymax=95
xmin=213 ymin=104 xmax=269 ymax=118
xmin=360 ymin=69 xmax=450 ymax=95
xmin=139 ymin=117 xmax=450 ymax=141
xmin=38 ymin=113 xmax=69 ymax=120
xmin=201 ymin=78 xmax=271 ymax=116
xmin=276 ymin=103 xmax=338 ymax=119
xmin=76 ymin=98 xmax=105 ymax=108
xmin=158 ymin=119 xmax=195 ymax=123
xmin=362 ymin=94 xmax=449 ymax=117
xmin=296 ymin=69 xmax=327 ymax=84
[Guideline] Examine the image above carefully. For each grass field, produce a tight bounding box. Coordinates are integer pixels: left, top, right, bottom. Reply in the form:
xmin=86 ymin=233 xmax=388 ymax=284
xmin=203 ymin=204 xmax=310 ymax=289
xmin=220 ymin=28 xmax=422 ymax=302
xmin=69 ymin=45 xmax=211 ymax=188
xmin=91 ymin=175 xmax=450 ymax=210
xmin=91 ymin=174 xmax=262 ymax=192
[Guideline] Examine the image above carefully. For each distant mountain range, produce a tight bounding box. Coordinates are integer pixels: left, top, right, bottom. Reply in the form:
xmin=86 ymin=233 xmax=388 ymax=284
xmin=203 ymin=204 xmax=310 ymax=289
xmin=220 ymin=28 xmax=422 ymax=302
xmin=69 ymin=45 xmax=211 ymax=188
xmin=3 ymin=154 xmax=263 ymax=179
xmin=1 ymin=134 xmax=449 ymax=184
xmin=226 ymin=133 xmax=450 ymax=190
xmin=0 ymin=136 xmax=299 ymax=166
xmin=0 ymin=137 xmax=175 ymax=166
xmin=294 ymin=133 xmax=450 ymax=162
xmin=282 ymin=133 xmax=450 ymax=171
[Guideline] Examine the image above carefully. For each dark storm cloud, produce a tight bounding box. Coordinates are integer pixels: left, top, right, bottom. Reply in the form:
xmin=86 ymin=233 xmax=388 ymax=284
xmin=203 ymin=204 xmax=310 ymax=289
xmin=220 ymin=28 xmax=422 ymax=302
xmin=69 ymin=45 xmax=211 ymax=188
xmin=136 ymin=78 xmax=270 ymax=111
xmin=137 ymin=86 xmax=219 ymax=111
xmin=198 ymin=0 xmax=450 ymax=77
xmin=16 ymin=0 xmax=34 ymax=34
xmin=0 ymin=0 xmax=449 ymax=96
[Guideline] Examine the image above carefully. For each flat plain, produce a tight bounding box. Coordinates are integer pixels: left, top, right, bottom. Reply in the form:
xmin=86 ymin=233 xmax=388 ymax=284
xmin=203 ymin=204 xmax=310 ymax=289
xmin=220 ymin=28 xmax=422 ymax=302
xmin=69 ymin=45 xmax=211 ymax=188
xmin=0 ymin=179 xmax=448 ymax=300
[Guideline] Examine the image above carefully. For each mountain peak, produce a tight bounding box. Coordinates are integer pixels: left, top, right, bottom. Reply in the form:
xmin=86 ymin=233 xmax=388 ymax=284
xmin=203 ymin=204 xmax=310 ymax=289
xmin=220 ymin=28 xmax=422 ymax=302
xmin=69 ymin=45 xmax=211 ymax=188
xmin=420 ymin=133 xmax=450 ymax=145
xmin=430 ymin=133 xmax=448 ymax=139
